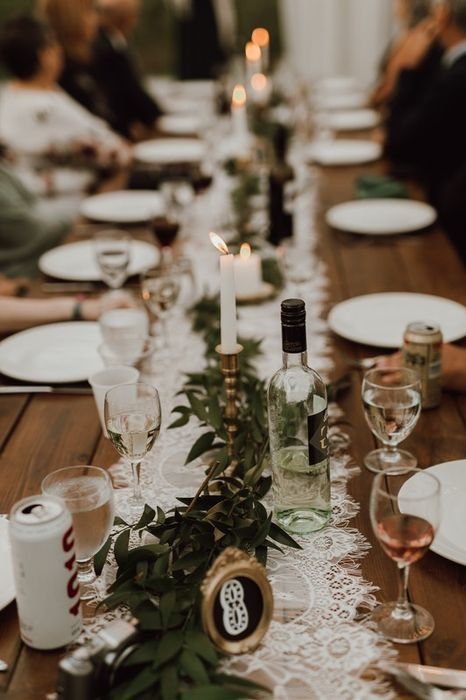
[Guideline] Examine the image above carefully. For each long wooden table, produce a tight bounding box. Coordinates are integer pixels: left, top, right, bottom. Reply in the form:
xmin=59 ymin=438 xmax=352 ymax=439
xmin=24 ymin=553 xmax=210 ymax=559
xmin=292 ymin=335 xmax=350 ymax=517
xmin=0 ymin=159 xmax=465 ymax=699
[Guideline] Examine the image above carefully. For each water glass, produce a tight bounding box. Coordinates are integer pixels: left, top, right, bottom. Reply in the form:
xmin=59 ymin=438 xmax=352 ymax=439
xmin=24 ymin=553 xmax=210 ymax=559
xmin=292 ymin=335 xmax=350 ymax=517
xmin=88 ymin=366 xmax=140 ymax=436
xmin=362 ymin=367 xmax=421 ymax=473
xmin=94 ymin=230 xmax=131 ymax=289
xmin=370 ymin=468 xmax=441 ymax=643
xmin=42 ymin=466 xmax=114 ymax=600
xmin=141 ymin=266 xmax=181 ymax=352
xmin=105 ymin=383 xmax=161 ymax=515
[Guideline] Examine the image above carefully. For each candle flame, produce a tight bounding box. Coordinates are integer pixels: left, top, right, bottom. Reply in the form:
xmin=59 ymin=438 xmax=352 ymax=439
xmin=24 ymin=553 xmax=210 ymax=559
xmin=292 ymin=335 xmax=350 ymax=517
xmin=231 ymin=83 xmax=247 ymax=107
xmin=250 ymin=73 xmax=267 ymax=91
xmin=252 ymin=27 xmax=269 ymax=47
xmin=209 ymin=231 xmax=229 ymax=255
xmin=240 ymin=242 xmax=251 ymax=260
xmin=245 ymin=41 xmax=261 ymax=62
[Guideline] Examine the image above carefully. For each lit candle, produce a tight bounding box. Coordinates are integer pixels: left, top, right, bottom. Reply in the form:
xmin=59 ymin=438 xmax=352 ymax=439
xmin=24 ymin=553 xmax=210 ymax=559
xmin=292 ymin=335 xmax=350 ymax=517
xmin=234 ymin=243 xmax=262 ymax=298
xmin=245 ymin=41 xmax=262 ymax=82
xmin=231 ymin=83 xmax=248 ymax=139
xmin=209 ymin=232 xmax=237 ymax=353
xmin=250 ymin=72 xmax=270 ymax=107
xmin=252 ymin=28 xmax=270 ymax=72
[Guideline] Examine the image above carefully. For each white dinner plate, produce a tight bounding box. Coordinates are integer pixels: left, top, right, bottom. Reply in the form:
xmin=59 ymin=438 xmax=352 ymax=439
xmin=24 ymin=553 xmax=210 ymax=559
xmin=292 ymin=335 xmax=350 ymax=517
xmin=307 ymin=139 xmax=381 ymax=166
xmin=39 ymin=239 xmax=159 ymax=282
xmin=319 ymin=92 xmax=366 ymax=111
xmin=80 ymin=190 xmax=164 ymax=223
xmin=157 ymin=114 xmax=203 ymax=135
xmin=328 ymin=293 xmax=466 ymax=348
xmin=0 ymin=322 xmax=102 ymax=383
xmin=400 ymin=460 xmax=466 ymax=566
xmin=0 ymin=519 xmax=15 ymax=611
xmin=326 ymin=199 xmax=437 ymax=235
xmin=134 ymin=138 xmax=205 ymax=165
xmin=327 ymin=109 xmax=379 ymax=132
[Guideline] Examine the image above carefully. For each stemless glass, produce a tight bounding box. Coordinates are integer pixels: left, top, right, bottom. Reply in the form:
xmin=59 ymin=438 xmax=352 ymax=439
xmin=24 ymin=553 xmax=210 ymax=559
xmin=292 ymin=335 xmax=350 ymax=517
xmin=94 ymin=230 xmax=131 ymax=290
xmin=141 ymin=265 xmax=181 ymax=352
xmin=42 ymin=466 xmax=114 ymax=600
xmin=370 ymin=468 xmax=441 ymax=643
xmin=362 ymin=367 xmax=421 ymax=473
xmin=105 ymin=382 xmax=161 ymax=515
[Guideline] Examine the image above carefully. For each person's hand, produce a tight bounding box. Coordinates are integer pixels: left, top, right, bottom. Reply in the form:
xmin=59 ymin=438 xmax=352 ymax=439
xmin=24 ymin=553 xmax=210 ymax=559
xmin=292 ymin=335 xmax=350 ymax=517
xmin=0 ymin=275 xmax=29 ymax=297
xmin=376 ymin=345 xmax=466 ymax=393
xmin=389 ymin=18 xmax=438 ymax=71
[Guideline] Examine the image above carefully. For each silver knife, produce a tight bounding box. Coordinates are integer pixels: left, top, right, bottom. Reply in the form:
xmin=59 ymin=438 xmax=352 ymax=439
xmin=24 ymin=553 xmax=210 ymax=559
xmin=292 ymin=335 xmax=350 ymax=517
xmin=0 ymin=386 xmax=92 ymax=395
xmin=399 ymin=664 xmax=466 ymax=691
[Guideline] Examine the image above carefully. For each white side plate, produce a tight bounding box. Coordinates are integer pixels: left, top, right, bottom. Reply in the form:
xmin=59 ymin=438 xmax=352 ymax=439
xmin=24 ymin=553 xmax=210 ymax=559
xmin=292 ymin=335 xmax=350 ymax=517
xmin=134 ymin=138 xmax=205 ymax=164
xmin=307 ymin=140 xmax=381 ymax=166
xmin=400 ymin=461 xmax=466 ymax=565
xmin=326 ymin=199 xmax=437 ymax=235
xmin=328 ymin=293 xmax=466 ymax=348
xmin=327 ymin=109 xmax=379 ymax=131
xmin=39 ymin=239 xmax=159 ymax=281
xmin=80 ymin=190 xmax=164 ymax=223
xmin=0 ymin=322 xmax=103 ymax=383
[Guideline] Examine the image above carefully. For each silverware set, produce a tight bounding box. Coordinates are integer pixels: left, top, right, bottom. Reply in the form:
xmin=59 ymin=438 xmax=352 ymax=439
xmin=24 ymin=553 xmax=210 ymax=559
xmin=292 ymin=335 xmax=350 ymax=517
xmin=0 ymin=386 xmax=92 ymax=395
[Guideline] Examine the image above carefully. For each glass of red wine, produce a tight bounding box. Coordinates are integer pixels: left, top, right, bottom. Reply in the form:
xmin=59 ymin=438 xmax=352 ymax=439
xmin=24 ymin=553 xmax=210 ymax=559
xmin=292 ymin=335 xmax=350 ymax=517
xmin=370 ymin=467 xmax=441 ymax=643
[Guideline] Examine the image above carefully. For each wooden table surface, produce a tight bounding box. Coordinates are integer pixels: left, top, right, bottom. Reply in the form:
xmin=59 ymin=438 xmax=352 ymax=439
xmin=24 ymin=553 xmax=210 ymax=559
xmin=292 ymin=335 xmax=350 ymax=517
xmin=0 ymin=159 xmax=465 ymax=699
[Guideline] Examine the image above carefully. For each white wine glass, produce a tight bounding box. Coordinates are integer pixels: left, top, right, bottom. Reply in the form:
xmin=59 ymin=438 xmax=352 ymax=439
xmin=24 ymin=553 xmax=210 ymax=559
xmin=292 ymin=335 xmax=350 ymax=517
xmin=42 ymin=465 xmax=114 ymax=600
xmin=370 ymin=467 xmax=441 ymax=643
xmin=94 ymin=230 xmax=131 ymax=290
xmin=141 ymin=265 xmax=181 ymax=354
xmin=362 ymin=367 xmax=421 ymax=474
xmin=105 ymin=383 xmax=161 ymax=515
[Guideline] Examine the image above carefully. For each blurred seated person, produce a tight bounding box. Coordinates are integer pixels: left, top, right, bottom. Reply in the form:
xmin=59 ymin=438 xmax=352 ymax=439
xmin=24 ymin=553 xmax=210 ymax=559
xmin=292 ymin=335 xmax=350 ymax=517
xmin=370 ymin=0 xmax=443 ymax=111
xmin=0 ymin=151 xmax=70 ymax=277
xmin=437 ymin=163 xmax=466 ymax=262
xmin=170 ymin=0 xmax=235 ymax=80
xmin=378 ymin=345 xmax=466 ymax=392
xmin=38 ymin=0 xmax=115 ymax=127
xmin=384 ymin=0 xmax=466 ymax=201
xmin=0 ymin=292 xmax=132 ymax=333
xmin=0 ymin=15 xmax=129 ymax=199
xmin=93 ymin=0 xmax=162 ymax=140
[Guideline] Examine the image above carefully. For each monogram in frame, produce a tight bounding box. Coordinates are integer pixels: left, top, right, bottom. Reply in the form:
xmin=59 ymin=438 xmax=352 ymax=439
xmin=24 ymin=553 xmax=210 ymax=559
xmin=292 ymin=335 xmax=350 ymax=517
xmin=200 ymin=547 xmax=274 ymax=654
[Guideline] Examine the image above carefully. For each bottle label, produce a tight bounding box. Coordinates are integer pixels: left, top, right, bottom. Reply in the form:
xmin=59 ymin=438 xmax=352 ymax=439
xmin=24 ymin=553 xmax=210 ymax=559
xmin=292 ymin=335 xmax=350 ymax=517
xmin=307 ymin=409 xmax=328 ymax=465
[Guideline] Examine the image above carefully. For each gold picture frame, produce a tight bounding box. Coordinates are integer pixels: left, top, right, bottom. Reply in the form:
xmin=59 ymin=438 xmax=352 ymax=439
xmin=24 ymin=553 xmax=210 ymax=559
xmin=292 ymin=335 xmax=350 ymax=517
xmin=200 ymin=546 xmax=274 ymax=655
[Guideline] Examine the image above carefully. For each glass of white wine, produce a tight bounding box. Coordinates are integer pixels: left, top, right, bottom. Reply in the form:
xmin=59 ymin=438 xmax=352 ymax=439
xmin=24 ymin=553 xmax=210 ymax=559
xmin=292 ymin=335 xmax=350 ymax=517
xmin=42 ymin=465 xmax=114 ymax=600
xmin=362 ymin=367 xmax=421 ymax=474
xmin=105 ymin=383 xmax=161 ymax=515
xmin=141 ymin=265 xmax=181 ymax=353
xmin=94 ymin=230 xmax=131 ymax=290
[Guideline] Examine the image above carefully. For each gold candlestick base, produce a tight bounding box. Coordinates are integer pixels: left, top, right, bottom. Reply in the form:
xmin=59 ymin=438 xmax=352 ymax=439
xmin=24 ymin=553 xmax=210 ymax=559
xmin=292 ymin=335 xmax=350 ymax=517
xmin=216 ymin=344 xmax=243 ymax=470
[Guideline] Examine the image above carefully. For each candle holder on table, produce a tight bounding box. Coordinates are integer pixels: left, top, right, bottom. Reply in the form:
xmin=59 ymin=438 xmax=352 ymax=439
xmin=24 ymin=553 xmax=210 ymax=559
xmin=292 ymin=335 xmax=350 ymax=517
xmin=216 ymin=343 xmax=243 ymax=468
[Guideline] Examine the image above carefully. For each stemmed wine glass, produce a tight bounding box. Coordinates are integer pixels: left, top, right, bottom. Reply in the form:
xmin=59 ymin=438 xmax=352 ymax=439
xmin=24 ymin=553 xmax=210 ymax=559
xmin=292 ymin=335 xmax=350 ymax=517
xmin=370 ymin=467 xmax=441 ymax=643
xmin=141 ymin=265 xmax=181 ymax=353
xmin=105 ymin=382 xmax=161 ymax=515
xmin=94 ymin=230 xmax=131 ymax=290
xmin=42 ymin=465 xmax=114 ymax=600
xmin=362 ymin=368 xmax=421 ymax=474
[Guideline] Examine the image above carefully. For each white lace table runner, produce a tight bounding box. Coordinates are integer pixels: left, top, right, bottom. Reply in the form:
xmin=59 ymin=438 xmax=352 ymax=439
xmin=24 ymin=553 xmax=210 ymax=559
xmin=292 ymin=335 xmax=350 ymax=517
xmin=85 ymin=165 xmax=396 ymax=699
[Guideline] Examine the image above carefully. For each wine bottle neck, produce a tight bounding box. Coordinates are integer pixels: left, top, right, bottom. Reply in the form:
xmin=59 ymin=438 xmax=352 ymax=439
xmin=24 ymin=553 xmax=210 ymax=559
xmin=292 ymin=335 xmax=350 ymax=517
xmin=283 ymin=351 xmax=308 ymax=368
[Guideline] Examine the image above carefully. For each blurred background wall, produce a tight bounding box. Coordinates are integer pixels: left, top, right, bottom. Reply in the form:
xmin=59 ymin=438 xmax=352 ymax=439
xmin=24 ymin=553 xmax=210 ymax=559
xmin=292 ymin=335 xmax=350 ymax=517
xmin=0 ymin=0 xmax=392 ymax=85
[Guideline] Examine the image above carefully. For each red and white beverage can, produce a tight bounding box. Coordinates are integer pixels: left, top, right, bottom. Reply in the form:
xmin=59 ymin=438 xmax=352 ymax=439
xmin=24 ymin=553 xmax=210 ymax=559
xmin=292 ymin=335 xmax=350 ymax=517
xmin=9 ymin=494 xmax=82 ymax=650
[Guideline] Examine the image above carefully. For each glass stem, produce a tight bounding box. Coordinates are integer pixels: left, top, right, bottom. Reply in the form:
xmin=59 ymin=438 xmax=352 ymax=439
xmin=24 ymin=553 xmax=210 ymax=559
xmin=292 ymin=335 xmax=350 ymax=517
xmin=131 ymin=461 xmax=142 ymax=501
xmin=77 ymin=558 xmax=95 ymax=584
xmin=393 ymin=563 xmax=412 ymax=620
xmin=161 ymin=315 xmax=169 ymax=350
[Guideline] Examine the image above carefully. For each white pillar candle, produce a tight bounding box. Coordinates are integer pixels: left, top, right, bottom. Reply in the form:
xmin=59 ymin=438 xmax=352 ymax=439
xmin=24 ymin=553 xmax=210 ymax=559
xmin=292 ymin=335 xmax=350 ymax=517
xmin=231 ymin=84 xmax=248 ymax=138
xmin=250 ymin=73 xmax=270 ymax=107
xmin=245 ymin=41 xmax=262 ymax=82
xmin=234 ymin=243 xmax=262 ymax=297
xmin=209 ymin=232 xmax=237 ymax=353
xmin=252 ymin=28 xmax=269 ymax=73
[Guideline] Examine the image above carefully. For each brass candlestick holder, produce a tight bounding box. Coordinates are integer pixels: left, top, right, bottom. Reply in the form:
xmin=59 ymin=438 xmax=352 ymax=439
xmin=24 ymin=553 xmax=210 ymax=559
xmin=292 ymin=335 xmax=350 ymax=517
xmin=216 ymin=343 xmax=243 ymax=466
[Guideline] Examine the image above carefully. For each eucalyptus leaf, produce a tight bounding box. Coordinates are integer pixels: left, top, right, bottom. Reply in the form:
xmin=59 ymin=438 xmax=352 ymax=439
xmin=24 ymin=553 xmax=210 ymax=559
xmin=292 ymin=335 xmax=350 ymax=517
xmin=179 ymin=649 xmax=209 ymax=684
xmin=94 ymin=536 xmax=111 ymax=576
xmin=185 ymin=431 xmax=216 ymax=463
xmin=114 ymin=528 xmax=131 ymax=568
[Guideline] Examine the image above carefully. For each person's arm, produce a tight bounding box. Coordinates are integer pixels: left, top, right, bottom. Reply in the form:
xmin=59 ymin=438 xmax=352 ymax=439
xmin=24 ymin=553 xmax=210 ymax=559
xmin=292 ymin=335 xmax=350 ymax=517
xmin=377 ymin=345 xmax=466 ymax=393
xmin=0 ymin=295 xmax=133 ymax=333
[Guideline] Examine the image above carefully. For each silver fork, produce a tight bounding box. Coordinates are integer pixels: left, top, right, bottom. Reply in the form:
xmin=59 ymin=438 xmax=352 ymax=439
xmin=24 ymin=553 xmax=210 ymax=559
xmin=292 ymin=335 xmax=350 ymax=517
xmin=343 ymin=355 xmax=383 ymax=370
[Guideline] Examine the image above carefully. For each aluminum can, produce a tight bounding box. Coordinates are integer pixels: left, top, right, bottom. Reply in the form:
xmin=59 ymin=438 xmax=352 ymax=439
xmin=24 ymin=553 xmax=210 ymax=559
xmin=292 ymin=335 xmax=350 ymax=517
xmin=403 ymin=322 xmax=443 ymax=409
xmin=9 ymin=495 xmax=82 ymax=650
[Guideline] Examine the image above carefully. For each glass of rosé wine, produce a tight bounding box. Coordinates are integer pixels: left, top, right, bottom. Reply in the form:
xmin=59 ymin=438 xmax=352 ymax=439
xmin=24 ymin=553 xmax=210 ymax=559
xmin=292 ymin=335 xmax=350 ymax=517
xmin=369 ymin=467 xmax=441 ymax=643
